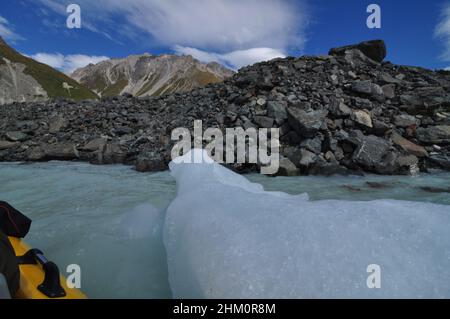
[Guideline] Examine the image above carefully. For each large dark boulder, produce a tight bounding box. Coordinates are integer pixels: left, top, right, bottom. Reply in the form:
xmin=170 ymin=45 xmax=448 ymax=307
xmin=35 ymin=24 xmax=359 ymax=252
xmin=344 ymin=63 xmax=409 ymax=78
xmin=416 ymin=126 xmax=450 ymax=145
xmin=44 ymin=143 xmax=78 ymax=160
xmin=347 ymin=131 xmax=391 ymax=171
xmin=428 ymin=154 xmax=450 ymax=169
xmin=329 ymin=40 xmax=387 ymax=63
xmin=287 ymin=108 xmax=328 ymax=138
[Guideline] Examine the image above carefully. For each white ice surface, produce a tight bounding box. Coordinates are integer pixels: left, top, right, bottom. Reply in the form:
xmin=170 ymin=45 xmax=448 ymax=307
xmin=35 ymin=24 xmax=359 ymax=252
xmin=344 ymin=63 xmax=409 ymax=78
xmin=164 ymin=149 xmax=450 ymax=298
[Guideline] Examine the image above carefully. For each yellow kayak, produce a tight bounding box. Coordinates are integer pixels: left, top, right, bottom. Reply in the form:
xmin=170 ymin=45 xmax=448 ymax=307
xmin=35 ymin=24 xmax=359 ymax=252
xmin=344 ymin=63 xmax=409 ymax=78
xmin=8 ymin=237 xmax=87 ymax=299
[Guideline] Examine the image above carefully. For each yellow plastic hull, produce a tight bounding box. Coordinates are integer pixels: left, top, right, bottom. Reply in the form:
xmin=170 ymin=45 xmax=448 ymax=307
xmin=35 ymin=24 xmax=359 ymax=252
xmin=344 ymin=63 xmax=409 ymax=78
xmin=8 ymin=237 xmax=87 ymax=299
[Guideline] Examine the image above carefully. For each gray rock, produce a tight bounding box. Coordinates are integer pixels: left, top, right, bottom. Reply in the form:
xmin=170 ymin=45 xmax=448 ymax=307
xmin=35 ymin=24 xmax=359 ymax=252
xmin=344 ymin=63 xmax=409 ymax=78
xmin=0 ymin=141 xmax=19 ymax=150
xmin=282 ymin=146 xmax=303 ymax=165
xmin=397 ymin=155 xmax=420 ymax=175
xmin=287 ymin=108 xmax=328 ymax=137
xmin=267 ymin=101 xmax=288 ymax=121
xmin=5 ymin=131 xmax=28 ymax=142
xmin=329 ymin=40 xmax=387 ymax=63
xmin=135 ymin=154 xmax=166 ymax=172
xmin=351 ymin=81 xmax=383 ymax=97
xmin=429 ymin=154 xmax=450 ymax=169
xmin=111 ymin=126 xmax=133 ymax=136
xmin=44 ymin=143 xmax=78 ymax=160
xmin=26 ymin=147 xmax=45 ymax=161
xmin=350 ymin=133 xmax=391 ymax=171
xmin=397 ymin=154 xmax=419 ymax=167
xmin=299 ymin=149 xmax=317 ymax=167
xmin=300 ymin=137 xmax=323 ymax=154
xmin=276 ymin=157 xmax=300 ymax=176
xmin=382 ymin=84 xmax=396 ymax=99
xmin=49 ymin=116 xmax=66 ymax=134
xmin=338 ymin=102 xmax=352 ymax=116
xmin=372 ymin=120 xmax=391 ymax=136
xmin=15 ymin=120 xmax=39 ymax=133
xmin=375 ymin=151 xmax=399 ymax=175
xmin=253 ymin=116 xmax=274 ymax=128
xmin=256 ymin=98 xmax=266 ymax=106
xmin=391 ymin=132 xmax=428 ymax=157
xmin=351 ymin=110 xmax=373 ymax=128
xmin=99 ymin=143 xmax=126 ymax=164
xmin=394 ymin=114 xmax=418 ymax=127
xmin=416 ymin=125 xmax=450 ymax=144
xmin=79 ymin=138 xmax=107 ymax=152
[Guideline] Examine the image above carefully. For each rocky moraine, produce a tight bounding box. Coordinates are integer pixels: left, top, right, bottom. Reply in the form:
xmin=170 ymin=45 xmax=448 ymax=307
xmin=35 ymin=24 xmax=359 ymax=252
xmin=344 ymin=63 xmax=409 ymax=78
xmin=1 ymin=40 xmax=449 ymax=176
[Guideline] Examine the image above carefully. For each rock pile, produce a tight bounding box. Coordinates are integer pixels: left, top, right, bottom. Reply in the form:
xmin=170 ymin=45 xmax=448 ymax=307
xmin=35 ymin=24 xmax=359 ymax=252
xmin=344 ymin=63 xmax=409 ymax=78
xmin=1 ymin=40 xmax=449 ymax=176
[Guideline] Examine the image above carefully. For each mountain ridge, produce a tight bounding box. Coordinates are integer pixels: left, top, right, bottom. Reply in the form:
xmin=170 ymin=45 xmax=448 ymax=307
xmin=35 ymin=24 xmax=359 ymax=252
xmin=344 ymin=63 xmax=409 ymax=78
xmin=0 ymin=37 xmax=98 ymax=104
xmin=71 ymin=53 xmax=234 ymax=97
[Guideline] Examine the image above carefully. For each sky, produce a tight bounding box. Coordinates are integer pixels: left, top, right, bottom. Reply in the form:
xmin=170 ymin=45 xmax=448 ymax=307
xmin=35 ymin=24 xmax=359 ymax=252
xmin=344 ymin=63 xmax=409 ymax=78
xmin=1 ymin=0 xmax=450 ymax=74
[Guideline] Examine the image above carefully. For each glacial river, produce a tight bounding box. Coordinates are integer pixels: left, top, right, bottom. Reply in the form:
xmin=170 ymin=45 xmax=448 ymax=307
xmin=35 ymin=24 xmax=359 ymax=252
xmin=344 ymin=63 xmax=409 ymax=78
xmin=0 ymin=161 xmax=449 ymax=298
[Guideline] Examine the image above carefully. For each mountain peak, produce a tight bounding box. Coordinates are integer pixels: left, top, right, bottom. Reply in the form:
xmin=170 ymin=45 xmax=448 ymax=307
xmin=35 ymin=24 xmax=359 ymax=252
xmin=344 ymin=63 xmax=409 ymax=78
xmin=0 ymin=36 xmax=6 ymax=46
xmin=71 ymin=53 xmax=234 ymax=97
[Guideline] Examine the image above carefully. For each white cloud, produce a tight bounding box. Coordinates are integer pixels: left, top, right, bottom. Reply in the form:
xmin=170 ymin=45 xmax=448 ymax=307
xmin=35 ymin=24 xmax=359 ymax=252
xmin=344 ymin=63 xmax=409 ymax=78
xmin=436 ymin=3 xmax=450 ymax=61
xmin=175 ymin=46 xmax=286 ymax=70
xmin=37 ymin=0 xmax=309 ymax=67
xmin=30 ymin=53 xmax=109 ymax=74
xmin=0 ymin=15 xmax=24 ymax=42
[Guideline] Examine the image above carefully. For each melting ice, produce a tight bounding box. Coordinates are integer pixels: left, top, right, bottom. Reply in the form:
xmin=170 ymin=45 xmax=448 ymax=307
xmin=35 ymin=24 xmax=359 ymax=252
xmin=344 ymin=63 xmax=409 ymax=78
xmin=164 ymin=149 xmax=450 ymax=298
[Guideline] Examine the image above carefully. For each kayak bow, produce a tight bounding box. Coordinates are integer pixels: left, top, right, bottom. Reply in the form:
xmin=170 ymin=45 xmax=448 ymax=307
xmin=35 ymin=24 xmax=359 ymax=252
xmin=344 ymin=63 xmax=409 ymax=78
xmin=8 ymin=237 xmax=86 ymax=299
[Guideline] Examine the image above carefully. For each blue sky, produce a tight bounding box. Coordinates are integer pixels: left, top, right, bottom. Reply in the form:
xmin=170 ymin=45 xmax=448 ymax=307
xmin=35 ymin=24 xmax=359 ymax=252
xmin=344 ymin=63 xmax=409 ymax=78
xmin=1 ymin=0 xmax=450 ymax=73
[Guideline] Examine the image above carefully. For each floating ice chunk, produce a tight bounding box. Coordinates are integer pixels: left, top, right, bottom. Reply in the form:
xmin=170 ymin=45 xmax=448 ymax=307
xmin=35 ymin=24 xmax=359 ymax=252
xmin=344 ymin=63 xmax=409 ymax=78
xmin=164 ymin=149 xmax=450 ymax=298
xmin=169 ymin=149 xmax=308 ymax=200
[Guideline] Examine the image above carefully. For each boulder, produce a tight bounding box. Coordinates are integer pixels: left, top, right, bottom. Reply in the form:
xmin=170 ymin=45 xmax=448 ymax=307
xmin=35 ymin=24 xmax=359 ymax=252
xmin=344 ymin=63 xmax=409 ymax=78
xmin=349 ymin=132 xmax=391 ymax=170
xmin=26 ymin=147 xmax=45 ymax=161
xmin=351 ymin=81 xmax=383 ymax=98
xmin=300 ymin=137 xmax=323 ymax=154
xmin=253 ymin=116 xmax=274 ymax=128
xmin=382 ymin=84 xmax=396 ymax=99
xmin=391 ymin=132 xmax=428 ymax=157
xmin=351 ymin=110 xmax=373 ymax=128
xmin=49 ymin=116 xmax=66 ymax=134
xmin=397 ymin=155 xmax=419 ymax=167
xmin=44 ymin=143 xmax=78 ymax=160
xmin=329 ymin=40 xmax=387 ymax=63
xmin=338 ymin=102 xmax=352 ymax=116
xmin=372 ymin=120 xmax=392 ymax=136
xmin=394 ymin=114 xmax=418 ymax=128
xmin=79 ymin=138 xmax=107 ymax=152
xmin=276 ymin=157 xmax=300 ymax=176
xmin=299 ymin=149 xmax=317 ymax=167
xmin=287 ymin=108 xmax=328 ymax=137
xmin=282 ymin=146 xmax=303 ymax=166
xmin=416 ymin=125 xmax=450 ymax=145
xmin=0 ymin=141 xmax=19 ymax=150
xmin=99 ymin=143 xmax=127 ymax=164
xmin=267 ymin=101 xmax=288 ymax=121
xmin=429 ymin=154 xmax=450 ymax=169
xmin=397 ymin=155 xmax=420 ymax=175
xmin=135 ymin=152 xmax=167 ymax=172
xmin=6 ymin=131 xmax=28 ymax=142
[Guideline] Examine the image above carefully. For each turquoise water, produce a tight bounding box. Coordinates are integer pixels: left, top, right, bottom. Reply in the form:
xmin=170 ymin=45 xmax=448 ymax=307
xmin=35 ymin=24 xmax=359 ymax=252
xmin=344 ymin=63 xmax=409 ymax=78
xmin=0 ymin=162 xmax=449 ymax=298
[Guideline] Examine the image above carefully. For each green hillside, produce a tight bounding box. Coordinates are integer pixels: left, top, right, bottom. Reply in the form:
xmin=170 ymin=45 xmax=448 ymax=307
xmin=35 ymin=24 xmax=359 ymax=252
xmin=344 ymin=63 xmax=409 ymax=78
xmin=0 ymin=38 xmax=98 ymax=101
